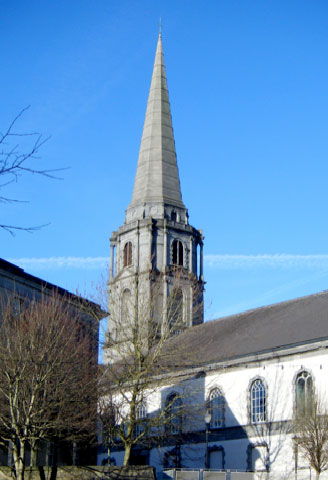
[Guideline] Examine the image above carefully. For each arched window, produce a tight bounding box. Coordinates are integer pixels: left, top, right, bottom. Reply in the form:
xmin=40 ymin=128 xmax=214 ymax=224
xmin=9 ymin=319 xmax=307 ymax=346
xmin=169 ymin=288 xmax=183 ymax=333
xmin=247 ymin=442 xmax=269 ymax=472
xmin=172 ymin=239 xmax=184 ymax=266
xmin=163 ymin=446 xmax=181 ymax=469
xmin=121 ymin=288 xmax=131 ymax=324
xmin=209 ymin=388 xmax=225 ymax=428
xmin=251 ymin=379 xmax=266 ymax=423
xmin=135 ymin=402 xmax=147 ymax=436
xmin=209 ymin=446 xmax=225 ymax=469
xmin=296 ymin=371 xmax=313 ymax=416
xmin=123 ymin=241 xmax=132 ymax=267
xmin=165 ymin=394 xmax=182 ymax=434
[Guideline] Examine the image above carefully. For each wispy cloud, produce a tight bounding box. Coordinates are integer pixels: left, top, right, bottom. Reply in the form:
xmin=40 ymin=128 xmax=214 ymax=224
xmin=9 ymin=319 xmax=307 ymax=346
xmin=8 ymin=254 xmax=328 ymax=272
xmin=204 ymin=254 xmax=328 ymax=270
xmin=8 ymin=257 xmax=108 ymax=270
xmin=210 ymin=268 xmax=328 ymax=320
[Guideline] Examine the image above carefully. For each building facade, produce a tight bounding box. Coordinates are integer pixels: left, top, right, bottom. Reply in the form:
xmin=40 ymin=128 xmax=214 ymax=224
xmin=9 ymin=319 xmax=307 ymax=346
xmin=100 ymin=34 xmax=328 ymax=479
xmin=101 ymin=289 xmax=328 ymax=479
xmin=0 ymin=257 xmax=104 ymax=467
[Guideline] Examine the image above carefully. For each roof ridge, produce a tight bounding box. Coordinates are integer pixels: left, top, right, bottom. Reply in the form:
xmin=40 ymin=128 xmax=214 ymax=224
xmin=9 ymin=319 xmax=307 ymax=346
xmin=203 ymin=288 xmax=328 ymax=327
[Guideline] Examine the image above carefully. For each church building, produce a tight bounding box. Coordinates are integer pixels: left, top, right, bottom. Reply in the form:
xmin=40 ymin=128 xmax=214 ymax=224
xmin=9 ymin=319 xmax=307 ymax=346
xmin=101 ymin=34 xmax=328 ymax=480
xmin=105 ymin=33 xmax=204 ymax=362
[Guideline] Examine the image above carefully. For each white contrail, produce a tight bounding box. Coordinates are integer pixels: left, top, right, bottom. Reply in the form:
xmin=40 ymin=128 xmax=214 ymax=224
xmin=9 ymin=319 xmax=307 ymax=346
xmin=8 ymin=256 xmax=108 ymax=270
xmin=8 ymin=254 xmax=328 ymax=271
xmin=204 ymin=254 xmax=328 ymax=270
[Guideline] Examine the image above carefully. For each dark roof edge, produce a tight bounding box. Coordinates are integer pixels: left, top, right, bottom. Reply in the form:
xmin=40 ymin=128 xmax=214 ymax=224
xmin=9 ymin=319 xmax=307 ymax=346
xmin=0 ymin=258 xmax=107 ymax=319
xmin=205 ymin=335 xmax=328 ymax=368
xmin=153 ymin=337 xmax=328 ymax=383
xmin=205 ymin=288 xmax=328 ymax=326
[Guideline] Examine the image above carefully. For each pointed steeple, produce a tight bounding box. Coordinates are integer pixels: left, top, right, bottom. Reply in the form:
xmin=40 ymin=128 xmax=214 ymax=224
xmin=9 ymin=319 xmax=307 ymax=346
xmin=127 ymin=33 xmax=186 ymax=221
xmin=106 ymin=33 xmax=204 ymax=358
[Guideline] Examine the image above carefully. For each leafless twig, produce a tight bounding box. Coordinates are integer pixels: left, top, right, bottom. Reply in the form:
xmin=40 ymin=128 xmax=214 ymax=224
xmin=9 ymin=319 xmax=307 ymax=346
xmin=0 ymin=106 xmax=67 ymax=234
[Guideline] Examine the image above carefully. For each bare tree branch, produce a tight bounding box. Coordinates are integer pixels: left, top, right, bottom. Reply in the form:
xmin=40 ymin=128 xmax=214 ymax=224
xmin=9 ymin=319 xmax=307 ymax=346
xmin=0 ymin=106 xmax=66 ymax=234
xmin=293 ymin=392 xmax=328 ymax=478
xmin=99 ymin=272 xmax=203 ymax=466
xmin=0 ymin=223 xmax=50 ymax=237
xmin=0 ymin=291 xmax=99 ymax=480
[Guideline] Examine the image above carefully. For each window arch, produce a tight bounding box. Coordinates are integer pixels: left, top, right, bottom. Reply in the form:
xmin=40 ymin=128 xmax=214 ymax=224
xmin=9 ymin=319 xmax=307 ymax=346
xmin=121 ymin=288 xmax=131 ymax=323
xmin=295 ymin=370 xmax=313 ymax=416
xmin=136 ymin=402 xmax=147 ymax=420
xmin=123 ymin=241 xmax=132 ymax=267
xmin=172 ymin=239 xmax=184 ymax=266
xmin=165 ymin=287 xmax=185 ymax=335
xmin=165 ymin=393 xmax=182 ymax=434
xmin=209 ymin=388 xmax=225 ymax=428
xmin=169 ymin=288 xmax=184 ymax=333
xmin=247 ymin=442 xmax=269 ymax=472
xmin=135 ymin=402 xmax=147 ymax=436
xmin=250 ymin=379 xmax=266 ymax=423
xmin=163 ymin=446 xmax=181 ymax=469
xmin=208 ymin=445 xmax=225 ymax=469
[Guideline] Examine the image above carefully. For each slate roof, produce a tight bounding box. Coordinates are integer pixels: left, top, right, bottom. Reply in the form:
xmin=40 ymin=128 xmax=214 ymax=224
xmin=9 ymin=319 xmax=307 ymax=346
xmin=166 ymin=290 xmax=328 ymax=368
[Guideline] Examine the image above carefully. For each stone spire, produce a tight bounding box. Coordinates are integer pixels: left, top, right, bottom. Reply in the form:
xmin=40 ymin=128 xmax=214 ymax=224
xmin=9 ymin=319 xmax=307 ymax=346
xmin=126 ymin=33 xmax=186 ymax=222
xmin=106 ymin=33 xmax=204 ymax=364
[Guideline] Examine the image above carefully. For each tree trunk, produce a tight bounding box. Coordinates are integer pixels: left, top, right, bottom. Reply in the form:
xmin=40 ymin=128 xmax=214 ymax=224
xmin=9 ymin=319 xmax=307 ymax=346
xmin=72 ymin=442 xmax=77 ymax=466
xmin=50 ymin=442 xmax=58 ymax=480
xmin=13 ymin=442 xmax=25 ymax=480
xmin=123 ymin=443 xmax=132 ymax=466
xmin=30 ymin=444 xmax=37 ymax=466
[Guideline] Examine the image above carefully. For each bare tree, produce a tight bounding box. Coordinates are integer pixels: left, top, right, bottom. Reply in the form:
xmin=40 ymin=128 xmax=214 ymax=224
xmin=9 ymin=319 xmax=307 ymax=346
xmin=293 ymin=392 xmax=328 ymax=479
xmin=248 ymin=368 xmax=292 ymax=475
xmin=100 ymin=273 xmax=203 ymax=466
xmin=0 ymin=106 xmax=62 ymax=234
xmin=98 ymin=397 xmax=117 ymax=463
xmin=0 ymin=291 xmax=99 ymax=480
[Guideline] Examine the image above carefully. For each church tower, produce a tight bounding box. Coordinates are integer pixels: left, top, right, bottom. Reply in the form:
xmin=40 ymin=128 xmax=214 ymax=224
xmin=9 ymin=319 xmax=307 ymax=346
xmin=106 ymin=34 xmax=204 ymax=356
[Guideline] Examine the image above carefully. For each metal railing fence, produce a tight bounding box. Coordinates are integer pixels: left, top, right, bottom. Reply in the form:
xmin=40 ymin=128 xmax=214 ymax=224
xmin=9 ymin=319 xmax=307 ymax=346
xmin=162 ymin=468 xmax=328 ymax=480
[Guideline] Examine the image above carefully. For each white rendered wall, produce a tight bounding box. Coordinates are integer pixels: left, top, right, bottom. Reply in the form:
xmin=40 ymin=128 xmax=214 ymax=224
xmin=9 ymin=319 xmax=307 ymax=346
xmin=100 ymin=344 xmax=328 ymax=476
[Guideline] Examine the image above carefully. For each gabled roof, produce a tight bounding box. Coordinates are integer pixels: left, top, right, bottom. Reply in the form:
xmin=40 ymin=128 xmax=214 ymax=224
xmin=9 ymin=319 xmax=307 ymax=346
xmin=166 ymin=290 xmax=328 ymax=368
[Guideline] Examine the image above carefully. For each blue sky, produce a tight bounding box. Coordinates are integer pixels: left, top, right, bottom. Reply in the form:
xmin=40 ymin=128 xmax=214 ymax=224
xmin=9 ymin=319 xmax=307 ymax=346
xmin=2 ymin=0 xmax=328 ymax=321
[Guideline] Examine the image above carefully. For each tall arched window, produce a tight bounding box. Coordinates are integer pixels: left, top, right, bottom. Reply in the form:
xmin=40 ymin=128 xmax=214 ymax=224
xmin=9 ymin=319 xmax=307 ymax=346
xmin=172 ymin=239 xmax=184 ymax=266
xmin=209 ymin=446 xmax=225 ymax=469
xmin=169 ymin=288 xmax=183 ymax=333
xmin=247 ymin=443 xmax=269 ymax=472
xmin=135 ymin=402 xmax=147 ymax=436
xmin=165 ymin=394 xmax=182 ymax=434
xmin=123 ymin=241 xmax=132 ymax=267
xmin=121 ymin=288 xmax=131 ymax=324
xmin=251 ymin=379 xmax=266 ymax=423
xmin=296 ymin=371 xmax=313 ymax=416
xmin=209 ymin=388 xmax=225 ymax=428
